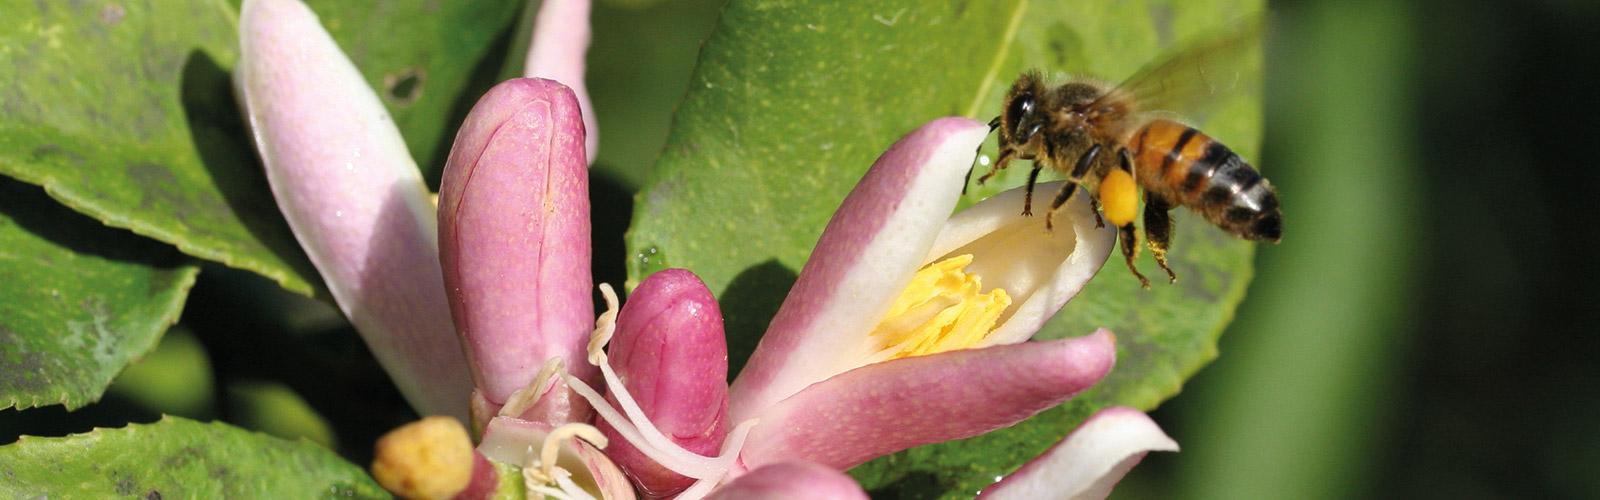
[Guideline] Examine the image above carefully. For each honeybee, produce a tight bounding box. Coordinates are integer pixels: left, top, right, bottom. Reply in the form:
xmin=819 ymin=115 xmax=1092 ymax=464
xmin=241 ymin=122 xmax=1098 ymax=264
xmin=972 ymin=21 xmax=1282 ymax=288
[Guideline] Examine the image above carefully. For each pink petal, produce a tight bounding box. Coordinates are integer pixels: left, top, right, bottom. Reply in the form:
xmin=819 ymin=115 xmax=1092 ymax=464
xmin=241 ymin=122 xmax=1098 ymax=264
xmin=925 ymin=181 xmax=1116 ymax=346
xmin=237 ymin=0 xmax=469 ymax=420
xmin=438 ymin=77 xmax=594 ymax=422
xmin=978 ymin=407 xmax=1178 ymax=500
xmin=524 ymin=0 xmax=598 ymax=163
xmin=729 ymin=117 xmax=990 ymax=422
xmin=739 ymin=330 xmax=1117 ymax=470
xmin=599 ymin=269 xmax=730 ymax=497
xmin=708 ymin=461 xmax=867 ymax=500
xmin=455 ymin=451 xmax=500 ymax=500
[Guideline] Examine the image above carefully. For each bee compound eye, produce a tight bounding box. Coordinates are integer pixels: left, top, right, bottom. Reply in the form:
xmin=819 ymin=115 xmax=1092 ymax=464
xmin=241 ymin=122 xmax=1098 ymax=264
xmin=1006 ymin=94 xmax=1035 ymax=132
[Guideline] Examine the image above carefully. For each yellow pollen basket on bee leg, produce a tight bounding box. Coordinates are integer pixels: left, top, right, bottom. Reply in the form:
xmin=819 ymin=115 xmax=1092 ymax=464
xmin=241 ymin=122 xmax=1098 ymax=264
xmin=1099 ymin=169 xmax=1139 ymax=227
xmin=868 ymin=254 xmax=1012 ymax=360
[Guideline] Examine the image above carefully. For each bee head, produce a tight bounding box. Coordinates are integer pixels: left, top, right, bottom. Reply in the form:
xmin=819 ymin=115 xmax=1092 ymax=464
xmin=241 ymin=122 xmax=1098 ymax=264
xmin=1004 ymin=72 xmax=1048 ymax=145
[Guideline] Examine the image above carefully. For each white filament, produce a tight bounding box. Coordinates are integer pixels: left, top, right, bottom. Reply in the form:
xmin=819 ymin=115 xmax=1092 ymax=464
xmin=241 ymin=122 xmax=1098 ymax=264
xmin=551 ymin=469 xmax=597 ymax=500
xmin=675 ymin=420 xmax=758 ymax=500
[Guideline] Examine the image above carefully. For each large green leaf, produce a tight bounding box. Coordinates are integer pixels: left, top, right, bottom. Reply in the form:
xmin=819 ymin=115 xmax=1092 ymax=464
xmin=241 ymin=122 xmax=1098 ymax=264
xmin=0 ymin=178 xmax=198 ymax=411
xmin=0 ymin=0 xmax=520 ymax=297
xmin=0 ymin=416 xmax=385 ymax=498
xmin=624 ymin=0 xmax=1262 ymax=496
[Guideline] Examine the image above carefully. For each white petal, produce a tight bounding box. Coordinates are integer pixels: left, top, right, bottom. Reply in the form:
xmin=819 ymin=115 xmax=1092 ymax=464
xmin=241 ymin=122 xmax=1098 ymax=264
xmin=927 ymin=181 xmax=1116 ymax=346
xmin=978 ymin=407 xmax=1178 ymax=500
xmin=237 ymin=0 xmax=470 ymax=420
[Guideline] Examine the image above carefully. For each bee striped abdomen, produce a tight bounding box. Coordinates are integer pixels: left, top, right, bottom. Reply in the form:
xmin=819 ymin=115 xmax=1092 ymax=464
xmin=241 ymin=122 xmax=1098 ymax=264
xmin=1132 ymin=119 xmax=1282 ymax=242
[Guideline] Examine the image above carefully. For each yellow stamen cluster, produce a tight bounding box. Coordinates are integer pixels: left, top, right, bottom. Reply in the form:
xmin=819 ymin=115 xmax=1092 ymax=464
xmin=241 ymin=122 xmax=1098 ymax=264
xmin=371 ymin=416 xmax=474 ymax=500
xmin=869 ymin=254 xmax=1012 ymax=360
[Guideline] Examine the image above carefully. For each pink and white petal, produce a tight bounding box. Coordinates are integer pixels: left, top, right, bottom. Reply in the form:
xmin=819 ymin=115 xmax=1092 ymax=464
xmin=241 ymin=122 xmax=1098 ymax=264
xmin=600 ymin=269 xmax=730 ymax=497
xmin=574 ymin=437 xmax=639 ymax=500
xmin=237 ymin=0 xmax=469 ymax=420
xmin=730 ymin=117 xmax=990 ymax=422
xmin=925 ymin=181 xmax=1117 ymax=346
xmin=524 ymin=0 xmax=598 ymax=162
xmin=738 ymin=330 xmax=1117 ymax=470
xmin=707 ymin=461 xmax=867 ymax=500
xmin=978 ymin=407 xmax=1178 ymax=500
xmin=438 ymin=77 xmax=594 ymax=420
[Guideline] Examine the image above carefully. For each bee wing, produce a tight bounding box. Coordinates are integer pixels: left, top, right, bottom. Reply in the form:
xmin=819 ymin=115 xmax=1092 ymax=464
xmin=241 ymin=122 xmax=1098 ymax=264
xmin=1095 ymin=16 xmax=1265 ymax=121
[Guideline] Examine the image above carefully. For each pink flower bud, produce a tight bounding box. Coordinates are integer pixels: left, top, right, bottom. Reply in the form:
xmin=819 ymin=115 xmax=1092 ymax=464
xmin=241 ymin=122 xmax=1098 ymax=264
xmin=438 ymin=77 xmax=594 ymax=424
xmin=600 ymin=269 xmax=730 ymax=497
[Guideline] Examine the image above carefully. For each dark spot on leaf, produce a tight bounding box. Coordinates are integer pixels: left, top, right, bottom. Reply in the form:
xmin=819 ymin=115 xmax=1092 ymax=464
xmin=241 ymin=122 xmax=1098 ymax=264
xmin=126 ymin=163 xmax=188 ymax=220
xmin=210 ymin=465 xmax=234 ymax=482
xmin=144 ymin=490 xmax=163 ymax=500
xmin=0 ymin=324 xmax=50 ymax=394
xmin=162 ymin=445 xmax=202 ymax=469
xmin=384 ymin=67 xmax=426 ymax=107
xmin=30 ymin=144 xmax=87 ymax=166
xmin=100 ymin=3 xmax=126 ymax=26
xmin=114 ymin=474 xmax=136 ymax=495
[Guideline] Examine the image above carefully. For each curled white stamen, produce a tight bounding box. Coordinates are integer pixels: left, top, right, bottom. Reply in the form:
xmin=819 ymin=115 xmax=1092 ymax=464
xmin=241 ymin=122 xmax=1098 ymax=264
xmin=587 ymin=283 xmax=619 ymax=365
xmin=540 ymin=423 xmax=609 ymax=479
xmin=501 ymin=357 xmax=567 ymax=417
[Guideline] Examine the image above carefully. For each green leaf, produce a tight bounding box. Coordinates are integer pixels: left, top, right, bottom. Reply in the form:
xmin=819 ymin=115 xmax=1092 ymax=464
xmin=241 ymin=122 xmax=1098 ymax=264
xmin=0 ymin=0 xmax=521 ymax=297
xmin=0 ymin=416 xmax=385 ymax=498
xmin=0 ymin=178 xmax=198 ymax=411
xmin=624 ymin=0 xmax=1261 ymax=496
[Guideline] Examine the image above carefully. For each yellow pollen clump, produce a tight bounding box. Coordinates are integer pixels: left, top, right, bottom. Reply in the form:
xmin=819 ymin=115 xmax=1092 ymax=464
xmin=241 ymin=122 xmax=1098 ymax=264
xmin=868 ymin=254 xmax=1012 ymax=360
xmin=1099 ymin=169 xmax=1139 ymax=227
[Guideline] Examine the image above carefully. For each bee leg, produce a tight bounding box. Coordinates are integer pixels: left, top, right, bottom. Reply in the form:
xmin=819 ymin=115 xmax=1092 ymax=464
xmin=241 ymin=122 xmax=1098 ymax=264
xmin=1062 ymin=142 xmax=1113 ymax=229
xmin=1089 ymin=198 xmax=1106 ymax=229
xmin=963 ymin=117 xmax=1004 ymax=194
xmin=1119 ymin=222 xmax=1151 ymax=289
xmin=1044 ymin=182 xmax=1078 ymax=232
xmin=976 ymin=147 xmax=1015 ymax=186
xmin=1021 ymin=163 xmax=1044 ymax=216
xmin=1143 ymin=191 xmax=1178 ymax=284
